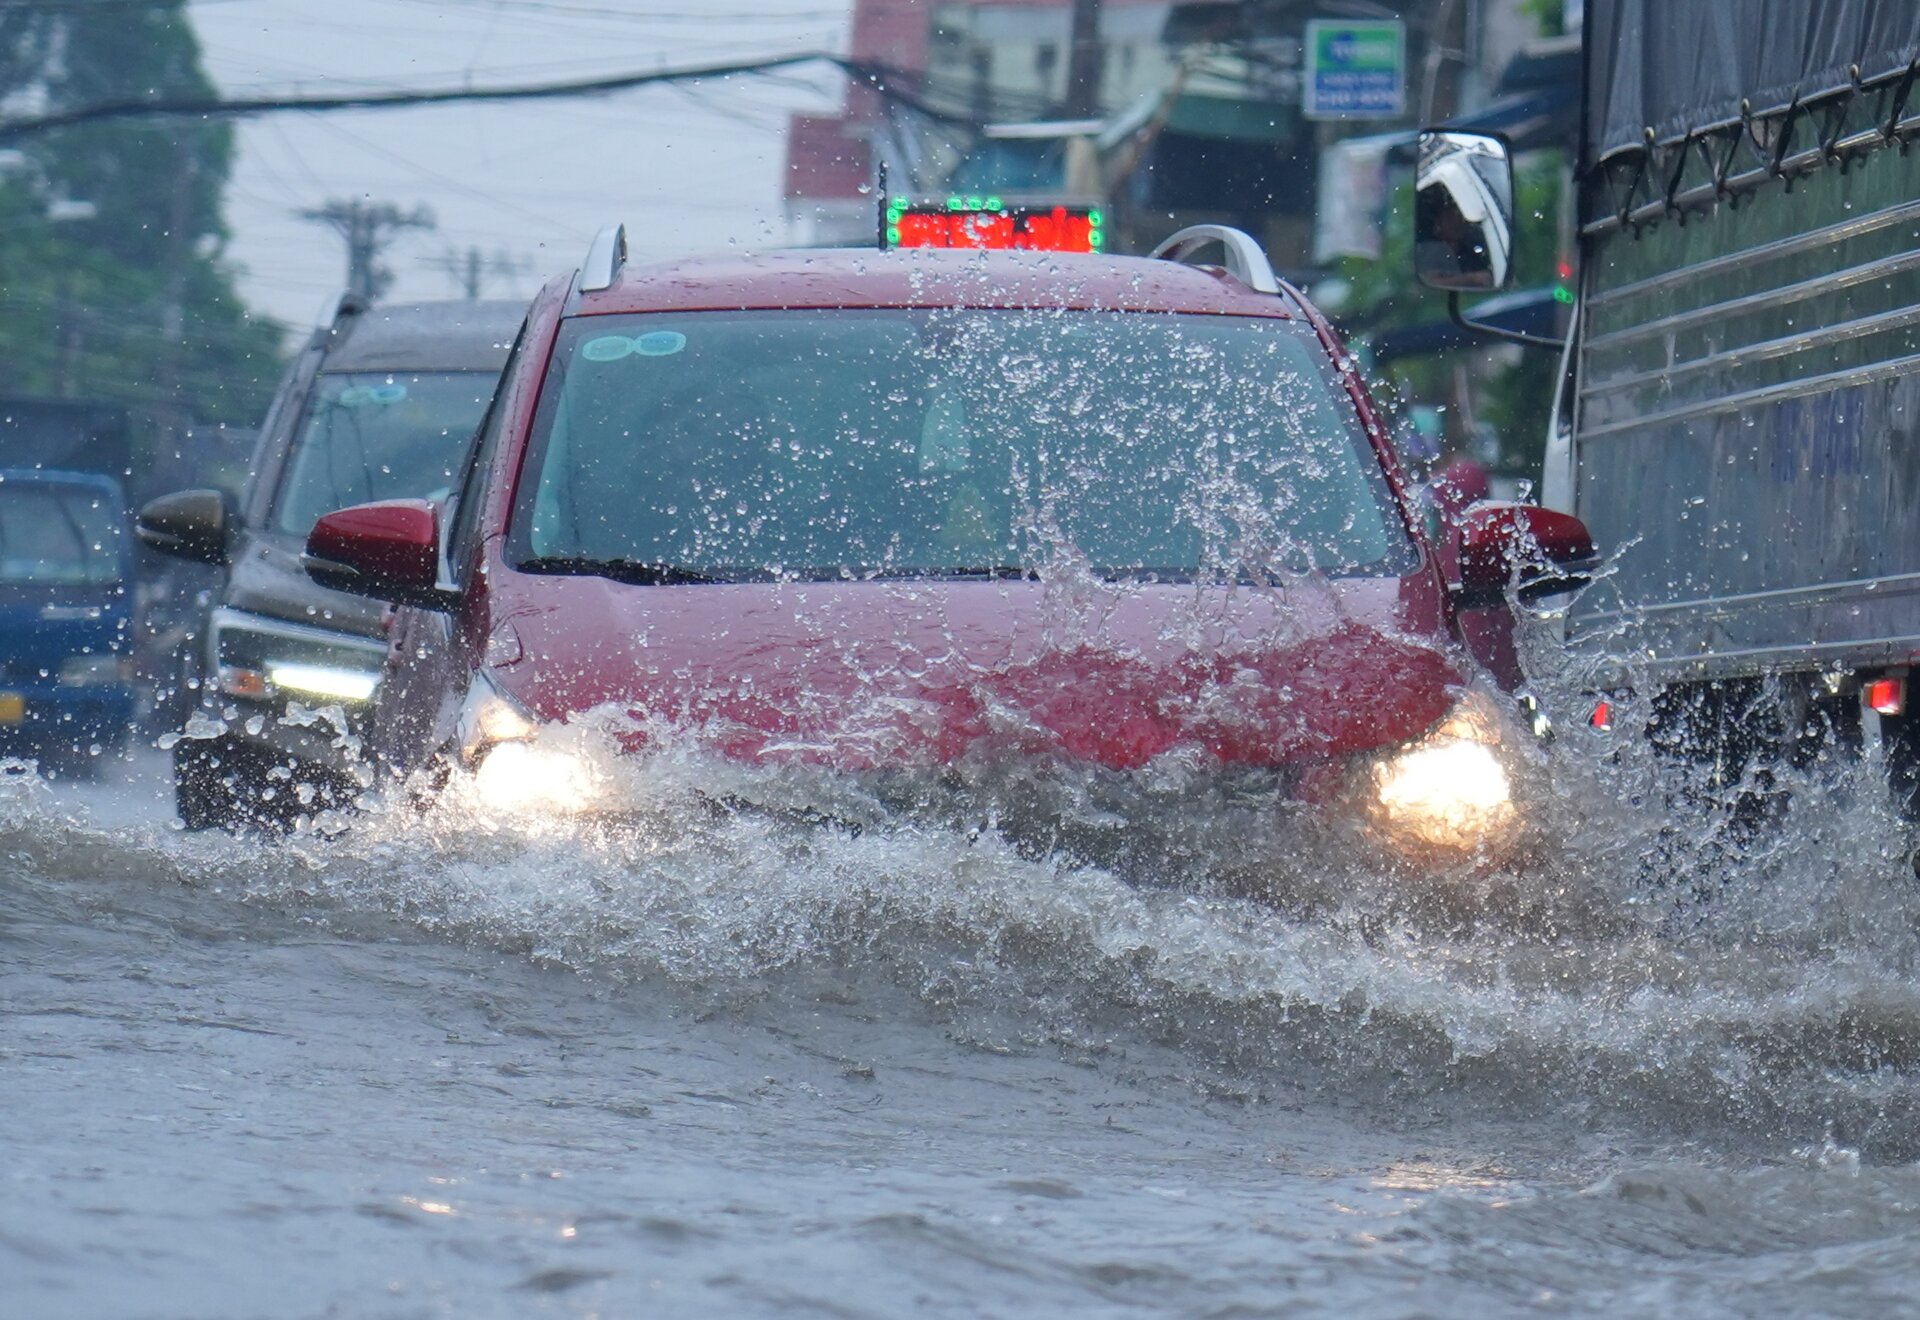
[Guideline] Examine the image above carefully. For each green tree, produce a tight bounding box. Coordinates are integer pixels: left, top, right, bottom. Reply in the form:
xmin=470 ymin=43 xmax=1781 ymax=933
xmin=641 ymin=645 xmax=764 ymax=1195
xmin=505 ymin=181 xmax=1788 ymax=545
xmin=0 ymin=1 xmax=282 ymax=453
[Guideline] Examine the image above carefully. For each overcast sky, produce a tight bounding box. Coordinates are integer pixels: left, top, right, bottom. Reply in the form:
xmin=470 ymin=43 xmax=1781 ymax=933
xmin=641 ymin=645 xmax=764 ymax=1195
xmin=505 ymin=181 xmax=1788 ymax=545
xmin=190 ymin=0 xmax=852 ymax=333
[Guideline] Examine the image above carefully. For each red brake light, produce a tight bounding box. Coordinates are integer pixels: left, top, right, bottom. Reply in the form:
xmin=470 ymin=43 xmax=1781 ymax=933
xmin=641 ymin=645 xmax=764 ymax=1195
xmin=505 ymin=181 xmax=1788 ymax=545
xmin=1865 ymin=677 xmax=1906 ymax=716
xmin=1588 ymin=699 xmax=1611 ymax=731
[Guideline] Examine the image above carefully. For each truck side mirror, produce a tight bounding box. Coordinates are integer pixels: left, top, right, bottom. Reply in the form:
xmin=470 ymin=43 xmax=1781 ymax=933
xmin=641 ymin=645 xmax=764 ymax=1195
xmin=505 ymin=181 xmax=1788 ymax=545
xmin=136 ymin=488 xmax=234 ymax=565
xmin=1414 ymin=131 xmax=1514 ymax=292
xmin=1453 ymin=501 xmax=1595 ymax=608
xmin=302 ymin=499 xmax=459 ymax=611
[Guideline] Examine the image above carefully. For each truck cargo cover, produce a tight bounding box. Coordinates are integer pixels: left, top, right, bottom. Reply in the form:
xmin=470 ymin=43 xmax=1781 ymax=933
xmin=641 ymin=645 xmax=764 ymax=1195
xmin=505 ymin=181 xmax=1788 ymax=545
xmin=1587 ymin=0 xmax=1920 ymax=163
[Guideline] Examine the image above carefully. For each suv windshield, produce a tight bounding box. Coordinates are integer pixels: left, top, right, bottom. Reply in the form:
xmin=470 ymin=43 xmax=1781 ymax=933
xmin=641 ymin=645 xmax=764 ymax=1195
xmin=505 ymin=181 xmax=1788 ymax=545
xmin=509 ymin=310 xmax=1415 ymax=581
xmin=0 ymin=482 xmax=123 ymax=586
xmin=274 ymin=371 xmax=497 ymax=536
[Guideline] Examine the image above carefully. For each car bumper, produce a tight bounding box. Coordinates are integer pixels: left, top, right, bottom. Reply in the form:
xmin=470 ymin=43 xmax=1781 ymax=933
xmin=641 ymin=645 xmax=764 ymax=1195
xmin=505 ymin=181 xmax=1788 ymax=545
xmin=185 ymin=604 xmax=390 ymax=779
xmin=188 ymin=691 xmax=375 ymax=776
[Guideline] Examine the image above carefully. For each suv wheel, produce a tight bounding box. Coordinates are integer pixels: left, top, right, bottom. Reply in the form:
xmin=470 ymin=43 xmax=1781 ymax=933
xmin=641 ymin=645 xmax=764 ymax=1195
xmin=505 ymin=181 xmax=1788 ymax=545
xmin=175 ymin=736 xmax=364 ymax=831
xmin=174 ymin=737 xmax=265 ymax=831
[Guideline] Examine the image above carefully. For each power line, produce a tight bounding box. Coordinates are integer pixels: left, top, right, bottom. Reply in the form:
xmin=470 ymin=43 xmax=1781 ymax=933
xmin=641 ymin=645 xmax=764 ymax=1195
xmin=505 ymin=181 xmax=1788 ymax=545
xmin=303 ymin=110 xmax=582 ymax=239
xmin=0 ymin=51 xmax=968 ymax=144
xmin=392 ymin=0 xmax=848 ymax=25
xmin=0 ymin=0 xmax=249 ymax=10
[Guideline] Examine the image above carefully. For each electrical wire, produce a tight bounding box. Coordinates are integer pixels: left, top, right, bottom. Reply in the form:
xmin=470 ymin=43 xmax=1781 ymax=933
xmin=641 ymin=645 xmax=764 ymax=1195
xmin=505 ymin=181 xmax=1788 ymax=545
xmin=392 ymin=0 xmax=848 ymax=25
xmin=0 ymin=52 xmax=978 ymax=142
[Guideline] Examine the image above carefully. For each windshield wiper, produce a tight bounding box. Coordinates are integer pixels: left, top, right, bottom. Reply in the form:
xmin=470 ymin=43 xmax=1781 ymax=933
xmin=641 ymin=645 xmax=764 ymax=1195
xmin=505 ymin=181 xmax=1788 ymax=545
xmin=517 ymin=555 xmax=722 ymax=585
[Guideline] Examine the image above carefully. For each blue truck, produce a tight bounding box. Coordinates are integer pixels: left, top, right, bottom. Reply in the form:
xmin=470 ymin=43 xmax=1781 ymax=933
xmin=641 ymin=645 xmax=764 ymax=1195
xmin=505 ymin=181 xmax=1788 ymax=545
xmin=0 ymin=469 xmax=137 ymax=771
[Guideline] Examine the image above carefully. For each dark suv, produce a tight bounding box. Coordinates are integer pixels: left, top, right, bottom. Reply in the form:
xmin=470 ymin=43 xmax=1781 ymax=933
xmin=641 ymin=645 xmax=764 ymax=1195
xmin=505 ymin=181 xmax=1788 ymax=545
xmin=138 ymin=296 xmax=525 ymax=828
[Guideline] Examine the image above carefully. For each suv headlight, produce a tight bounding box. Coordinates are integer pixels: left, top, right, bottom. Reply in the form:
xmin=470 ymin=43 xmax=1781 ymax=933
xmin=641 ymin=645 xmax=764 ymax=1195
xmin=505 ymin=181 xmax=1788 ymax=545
xmin=267 ymin=662 xmax=381 ymax=702
xmin=58 ymin=653 xmax=132 ymax=687
xmin=1372 ymin=692 xmax=1517 ymax=850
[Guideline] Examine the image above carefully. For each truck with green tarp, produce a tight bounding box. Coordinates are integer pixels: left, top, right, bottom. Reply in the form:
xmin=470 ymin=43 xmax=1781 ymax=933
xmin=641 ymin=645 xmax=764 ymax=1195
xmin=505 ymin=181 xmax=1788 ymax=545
xmin=1424 ymin=0 xmax=1920 ymax=805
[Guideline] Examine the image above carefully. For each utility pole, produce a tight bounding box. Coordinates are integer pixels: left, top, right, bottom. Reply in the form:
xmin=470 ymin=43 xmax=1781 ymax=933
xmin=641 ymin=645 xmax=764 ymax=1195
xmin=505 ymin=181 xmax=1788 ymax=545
xmin=1418 ymin=0 xmax=1468 ymax=123
xmin=155 ymin=139 xmax=196 ymax=458
xmin=432 ymin=245 xmax=486 ymax=300
xmin=54 ymin=267 xmax=78 ymax=396
xmin=1064 ymin=0 xmax=1104 ymax=118
xmin=299 ymin=198 xmax=436 ymax=302
xmin=425 ymin=245 xmax=532 ymax=300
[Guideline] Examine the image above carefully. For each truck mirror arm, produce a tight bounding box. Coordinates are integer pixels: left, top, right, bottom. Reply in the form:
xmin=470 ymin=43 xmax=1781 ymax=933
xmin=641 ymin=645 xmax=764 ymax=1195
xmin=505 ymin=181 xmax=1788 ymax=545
xmin=1447 ymin=291 xmax=1566 ymax=352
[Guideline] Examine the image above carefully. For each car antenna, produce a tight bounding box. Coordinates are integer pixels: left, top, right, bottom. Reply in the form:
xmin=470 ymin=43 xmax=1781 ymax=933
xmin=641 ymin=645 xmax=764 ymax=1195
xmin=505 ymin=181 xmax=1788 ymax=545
xmin=875 ymin=158 xmax=888 ymax=251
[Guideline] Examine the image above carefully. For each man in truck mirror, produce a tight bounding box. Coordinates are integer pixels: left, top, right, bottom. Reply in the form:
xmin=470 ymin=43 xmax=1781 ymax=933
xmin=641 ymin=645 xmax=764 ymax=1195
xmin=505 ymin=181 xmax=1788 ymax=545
xmin=1414 ymin=131 xmax=1514 ymax=292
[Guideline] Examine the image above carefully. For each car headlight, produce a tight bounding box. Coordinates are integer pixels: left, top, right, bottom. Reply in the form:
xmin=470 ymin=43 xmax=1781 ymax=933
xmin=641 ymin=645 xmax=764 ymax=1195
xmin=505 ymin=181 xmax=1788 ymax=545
xmin=456 ymin=673 xmax=599 ymax=815
xmin=58 ymin=652 xmax=132 ymax=686
xmin=471 ymin=740 xmax=599 ymax=814
xmin=456 ymin=671 xmax=540 ymax=763
xmin=1372 ymin=694 xmax=1517 ymax=850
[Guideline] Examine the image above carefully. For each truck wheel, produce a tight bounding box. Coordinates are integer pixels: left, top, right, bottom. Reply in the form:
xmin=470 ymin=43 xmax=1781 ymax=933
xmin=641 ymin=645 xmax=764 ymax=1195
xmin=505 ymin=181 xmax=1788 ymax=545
xmin=173 ymin=737 xmax=261 ymax=831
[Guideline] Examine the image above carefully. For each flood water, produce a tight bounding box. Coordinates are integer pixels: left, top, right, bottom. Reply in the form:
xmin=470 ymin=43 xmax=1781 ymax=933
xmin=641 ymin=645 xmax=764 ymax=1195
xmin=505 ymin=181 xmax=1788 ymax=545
xmin=9 ymin=723 xmax=1920 ymax=1318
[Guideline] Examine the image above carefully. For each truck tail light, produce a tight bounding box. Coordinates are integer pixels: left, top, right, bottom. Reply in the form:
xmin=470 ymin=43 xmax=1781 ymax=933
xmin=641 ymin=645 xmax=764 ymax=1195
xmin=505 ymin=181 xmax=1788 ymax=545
xmin=1865 ymin=677 xmax=1906 ymax=717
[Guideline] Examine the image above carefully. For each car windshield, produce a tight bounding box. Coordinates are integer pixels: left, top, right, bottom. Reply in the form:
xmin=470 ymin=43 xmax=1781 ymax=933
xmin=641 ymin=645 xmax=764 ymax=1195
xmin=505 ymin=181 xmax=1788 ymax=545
xmin=509 ymin=309 xmax=1415 ymax=582
xmin=0 ymin=482 xmax=123 ymax=587
xmin=274 ymin=371 xmax=497 ymax=536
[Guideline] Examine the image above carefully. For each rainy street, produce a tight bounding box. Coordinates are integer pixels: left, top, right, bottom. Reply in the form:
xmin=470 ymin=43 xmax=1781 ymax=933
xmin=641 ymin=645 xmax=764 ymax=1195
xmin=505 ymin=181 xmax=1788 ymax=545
xmin=13 ymin=737 xmax=1920 ymax=1318
xmin=9 ymin=1 xmax=1920 ymax=1317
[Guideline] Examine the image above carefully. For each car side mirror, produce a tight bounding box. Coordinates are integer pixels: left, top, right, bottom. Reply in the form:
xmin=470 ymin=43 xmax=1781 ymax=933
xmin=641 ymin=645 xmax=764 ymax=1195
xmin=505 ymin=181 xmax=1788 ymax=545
xmin=302 ymin=499 xmax=459 ymax=610
xmin=1414 ymin=130 xmax=1514 ymax=292
xmin=136 ymin=488 xmax=235 ymax=565
xmin=1453 ymin=501 xmax=1595 ymax=608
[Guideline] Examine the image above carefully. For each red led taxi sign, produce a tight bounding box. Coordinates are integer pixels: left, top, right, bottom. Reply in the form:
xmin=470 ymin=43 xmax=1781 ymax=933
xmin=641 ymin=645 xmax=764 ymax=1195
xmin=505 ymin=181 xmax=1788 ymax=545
xmin=887 ymin=197 xmax=1104 ymax=253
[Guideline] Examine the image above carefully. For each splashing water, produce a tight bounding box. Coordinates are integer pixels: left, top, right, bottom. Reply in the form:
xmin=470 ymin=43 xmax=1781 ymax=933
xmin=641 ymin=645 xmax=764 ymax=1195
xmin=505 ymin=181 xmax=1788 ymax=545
xmin=15 ymin=627 xmax=1920 ymax=1159
xmin=11 ymin=579 xmax=1920 ymax=1312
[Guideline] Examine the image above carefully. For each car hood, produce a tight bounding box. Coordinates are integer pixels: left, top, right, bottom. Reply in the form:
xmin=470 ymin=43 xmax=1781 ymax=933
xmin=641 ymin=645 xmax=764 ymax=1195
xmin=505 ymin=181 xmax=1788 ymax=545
xmin=484 ymin=573 xmax=1460 ymax=771
xmin=224 ymin=526 xmax=391 ymax=638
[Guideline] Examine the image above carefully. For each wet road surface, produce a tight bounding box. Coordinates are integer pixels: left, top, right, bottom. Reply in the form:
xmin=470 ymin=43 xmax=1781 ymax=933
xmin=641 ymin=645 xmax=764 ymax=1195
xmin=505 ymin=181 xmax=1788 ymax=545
xmin=8 ymin=746 xmax=1920 ymax=1317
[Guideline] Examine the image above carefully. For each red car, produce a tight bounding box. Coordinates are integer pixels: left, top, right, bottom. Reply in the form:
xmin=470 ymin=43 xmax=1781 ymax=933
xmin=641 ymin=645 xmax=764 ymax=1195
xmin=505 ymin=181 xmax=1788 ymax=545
xmin=303 ymin=225 xmax=1592 ymax=860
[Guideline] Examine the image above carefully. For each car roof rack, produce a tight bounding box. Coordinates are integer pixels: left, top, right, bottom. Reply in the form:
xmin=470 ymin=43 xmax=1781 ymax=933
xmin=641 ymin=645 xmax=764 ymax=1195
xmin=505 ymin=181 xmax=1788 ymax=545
xmin=579 ymin=223 xmax=627 ymax=293
xmin=1149 ymin=224 xmax=1281 ymax=295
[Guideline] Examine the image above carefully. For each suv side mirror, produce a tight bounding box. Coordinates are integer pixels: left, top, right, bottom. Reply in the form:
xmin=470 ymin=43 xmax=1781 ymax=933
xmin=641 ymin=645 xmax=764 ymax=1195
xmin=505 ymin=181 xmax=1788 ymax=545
xmin=303 ymin=499 xmax=458 ymax=610
xmin=1415 ymin=131 xmax=1514 ymax=292
xmin=1454 ymin=501 xmax=1595 ymax=608
xmin=136 ymin=488 xmax=235 ymax=565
